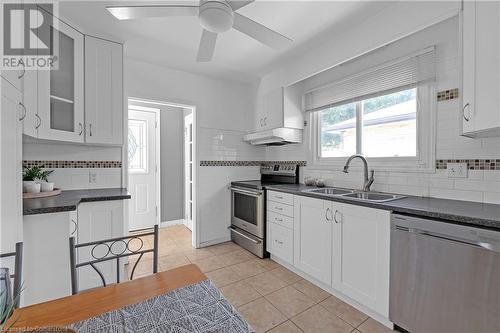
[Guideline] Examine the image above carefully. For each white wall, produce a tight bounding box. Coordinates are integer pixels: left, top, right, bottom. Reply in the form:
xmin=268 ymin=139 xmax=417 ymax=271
xmin=159 ymin=105 xmax=184 ymax=222
xmin=125 ymin=58 xmax=264 ymax=245
xmin=260 ymin=4 xmax=500 ymax=204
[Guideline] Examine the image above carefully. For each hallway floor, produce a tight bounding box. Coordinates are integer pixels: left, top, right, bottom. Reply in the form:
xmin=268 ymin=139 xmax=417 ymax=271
xmin=128 ymin=225 xmax=394 ymax=333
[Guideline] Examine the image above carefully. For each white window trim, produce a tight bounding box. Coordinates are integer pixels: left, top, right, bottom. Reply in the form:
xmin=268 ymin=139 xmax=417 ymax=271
xmin=309 ymin=83 xmax=437 ymax=173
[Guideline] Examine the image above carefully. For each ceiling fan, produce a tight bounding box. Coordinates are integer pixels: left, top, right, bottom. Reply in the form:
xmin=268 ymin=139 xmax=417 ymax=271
xmin=107 ymin=0 xmax=293 ymax=62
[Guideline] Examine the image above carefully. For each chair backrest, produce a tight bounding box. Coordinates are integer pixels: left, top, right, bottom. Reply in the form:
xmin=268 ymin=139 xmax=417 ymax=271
xmin=69 ymin=225 xmax=159 ymax=295
xmin=0 ymin=242 xmax=23 ymax=309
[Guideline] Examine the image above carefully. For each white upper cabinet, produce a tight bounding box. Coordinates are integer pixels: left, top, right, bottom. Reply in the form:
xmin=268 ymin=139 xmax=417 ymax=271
xmin=1 ymin=78 xmax=23 ymax=254
xmin=21 ymin=11 xmax=124 ymax=146
xmin=255 ymin=86 xmax=303 ymax=131
xmin=332 ymin=203 xmax=390 ymax=317
xmin=85 ymin=36 xmax=123 ymax=145
xmin=461 ymin=1 xmax=500 ymax=137
xmin=293 ymin=195 xmax=333 ymax=285
xmin=37 ymin=18 xmax=85 ymax=143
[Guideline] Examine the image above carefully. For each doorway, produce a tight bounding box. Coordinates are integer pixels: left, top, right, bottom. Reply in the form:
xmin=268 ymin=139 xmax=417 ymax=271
xmin=127 ymin=98 xmax=197 ymax=247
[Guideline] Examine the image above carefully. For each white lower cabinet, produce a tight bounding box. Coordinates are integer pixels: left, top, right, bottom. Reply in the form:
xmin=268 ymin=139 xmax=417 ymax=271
xmin=332 ymin=203 xmax=390 ymax=317
xmin=293 ymin=196 xmax=333 ymax=286
xmin=267 ymin=192 xmax=391 ymax=322
xmin=23 ymin=212 xmax=73 ymax=306
xmin=267 ymin=222 xmax=293 ymax=264
xmin=22 ymin=201 xmax=125 ymax=306
xmin=77 ymin=201 xmax=124 ymax=291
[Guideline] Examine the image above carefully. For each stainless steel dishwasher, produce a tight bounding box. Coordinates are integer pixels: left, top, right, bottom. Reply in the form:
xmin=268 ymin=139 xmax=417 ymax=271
xmin=390 ymin=214 xmax=500 ymax=333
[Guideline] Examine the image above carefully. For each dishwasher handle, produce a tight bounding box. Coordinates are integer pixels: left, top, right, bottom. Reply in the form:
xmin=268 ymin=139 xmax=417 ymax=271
xmin=394 ymin=225 xmax=500 ymax=253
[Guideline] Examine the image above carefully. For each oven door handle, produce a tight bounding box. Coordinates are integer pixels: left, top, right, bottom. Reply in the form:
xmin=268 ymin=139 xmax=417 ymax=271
xmin=229 ymin=186 xmax=263 ymax=197
xmin=228 ymin=226 xmax=262 ymax=244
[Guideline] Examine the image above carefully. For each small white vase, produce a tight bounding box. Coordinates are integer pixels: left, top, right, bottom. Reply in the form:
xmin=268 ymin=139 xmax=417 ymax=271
xmin=25 ymin=183 xmax=41 ymax=193
xmin=23 ymin=181 xmax=36 ymax=193
xmin=40 ymin=182 xmax=55 ymax=192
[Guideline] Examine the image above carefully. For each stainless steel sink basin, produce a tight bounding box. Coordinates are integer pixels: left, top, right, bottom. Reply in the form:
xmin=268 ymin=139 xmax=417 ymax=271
xmin=302 ymin=187 xmax=406 ymax=203
xmin=342 ymin=192 xmax=406 ymax=202
xmin=304 ymin=188 xmax=354 ymax=196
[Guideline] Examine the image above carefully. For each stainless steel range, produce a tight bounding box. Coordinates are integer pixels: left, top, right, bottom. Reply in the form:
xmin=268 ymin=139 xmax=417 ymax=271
xmin=229 ymin=164 xmax=299 ymax=258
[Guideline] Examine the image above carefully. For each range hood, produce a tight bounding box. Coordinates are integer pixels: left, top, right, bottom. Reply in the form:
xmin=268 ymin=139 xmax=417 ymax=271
xmin=243 ymin=127 xmax=303 ymax=146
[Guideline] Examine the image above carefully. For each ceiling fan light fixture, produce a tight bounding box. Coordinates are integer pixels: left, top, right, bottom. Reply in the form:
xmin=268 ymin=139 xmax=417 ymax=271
xmin=199 ymin=0 xmax=234 ymax=33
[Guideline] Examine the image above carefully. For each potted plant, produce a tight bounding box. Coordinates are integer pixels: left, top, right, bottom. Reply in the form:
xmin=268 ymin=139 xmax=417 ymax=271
xmin=22 ymin=166 xmax=55 ymax=193
xmin=22 ymin=166 xmax=42 ymax=193
xmin=38 ymin=169 xmax=55 ymax=192
xmin=0 ymin=268 xmax=19 ymax=331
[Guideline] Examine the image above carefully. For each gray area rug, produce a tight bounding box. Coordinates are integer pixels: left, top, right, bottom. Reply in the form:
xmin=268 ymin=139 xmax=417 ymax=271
xmin=67 ymin=279 xmax=254 ymax=333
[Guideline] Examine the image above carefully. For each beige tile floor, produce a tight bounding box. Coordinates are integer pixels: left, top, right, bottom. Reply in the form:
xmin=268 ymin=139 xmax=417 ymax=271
xmin=127 ymin=225 xmax=395 ymax=333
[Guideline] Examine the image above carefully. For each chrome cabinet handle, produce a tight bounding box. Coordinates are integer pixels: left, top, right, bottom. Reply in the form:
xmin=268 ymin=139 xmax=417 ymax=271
xmin=333 ymin=210 xmax=341 ymax=224
xmin=325 ymin=208 xmax=331 ymax=222
xmin=275 ymin=239 xmax=283 ymax=245
xmin=463 ymin=103 xmax=471 ymax=122
xmin=18 ymin=63 xmax=25 ymax=79
xmin=264 ymin=117 xmax=267 ymax=126
xmin=274 ymin=206 xmax=283 ymax=211
xmin=78 ymin=122 xmax=83 ymax=136
xmin=70 ymin=219 xmax=77 ymax=236
xmin=18 ymin=102 xmax=26 ymax=121
xmin=35 ymin=114 xmax=41 ymax=129
xmin=260 ymin=118 xmax=263 ymax=127
xmin=275 ymin=217 xmax=283 ymax=222
xmin=274 ymin=195 xmax=283 ymax=200
xmin=89 ymin=123 xmax=93 ymax=136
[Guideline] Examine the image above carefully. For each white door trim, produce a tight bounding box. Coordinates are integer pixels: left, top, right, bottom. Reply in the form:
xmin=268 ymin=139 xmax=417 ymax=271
xmin=126 ymin=97 xmax=198 ymax=248
xmin=128 ymin=105 xmax=161 ymax=229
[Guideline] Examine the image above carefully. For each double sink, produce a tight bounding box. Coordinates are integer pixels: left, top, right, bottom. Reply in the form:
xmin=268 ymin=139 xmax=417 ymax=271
xmin=303 ymin=187 xmax=406 ymax=203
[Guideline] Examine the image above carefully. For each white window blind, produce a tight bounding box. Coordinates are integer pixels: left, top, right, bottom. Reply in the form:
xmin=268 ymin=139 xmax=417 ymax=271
xmin=304 ymin=46 xmax=436 ymax=112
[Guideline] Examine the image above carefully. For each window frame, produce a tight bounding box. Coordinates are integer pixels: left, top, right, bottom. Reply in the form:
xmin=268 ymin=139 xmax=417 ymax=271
xmin=310 ymin=83 xmax=436 ymax=172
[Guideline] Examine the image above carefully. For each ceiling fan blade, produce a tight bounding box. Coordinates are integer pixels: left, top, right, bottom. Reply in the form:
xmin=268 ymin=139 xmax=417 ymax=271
xmin=233 ymin=13 xmax=292 ymax=49
xmin=226 ymin=0 xmax=255 ymax=11
xmin=197 ymin=30 xmax=218 ymax=62
xmin=106 ymin=6 xmax=199 ymax=20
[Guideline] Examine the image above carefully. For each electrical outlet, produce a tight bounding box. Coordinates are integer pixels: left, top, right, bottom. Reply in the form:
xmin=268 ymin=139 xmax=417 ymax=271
xmin=89 ymin=172 xmax=98 ymax=184
xmin=447 ymin=163 xmax=468 ymax=178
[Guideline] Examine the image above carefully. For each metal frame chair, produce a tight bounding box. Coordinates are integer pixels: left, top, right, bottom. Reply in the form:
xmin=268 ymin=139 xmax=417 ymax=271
xmin=69 ymin=225 xmax=159 ymax=295
xmin=0 ymin=242 xmax=23 ymax=309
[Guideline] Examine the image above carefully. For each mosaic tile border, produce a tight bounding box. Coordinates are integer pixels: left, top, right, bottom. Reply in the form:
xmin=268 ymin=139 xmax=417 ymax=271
xmin=436 ymin=159 xmax=500 ymax=170
xmin=23 ymin=160 xmax=122 ymax=169
xmin=200 ymin=160 xmax=307 ymax=167
xmin=437 ymin=88 xmax=459 ymax=102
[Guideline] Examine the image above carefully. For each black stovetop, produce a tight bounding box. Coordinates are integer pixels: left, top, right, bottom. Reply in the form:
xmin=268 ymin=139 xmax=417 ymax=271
xmin=230 ymin=180 xmax=284 ymax=190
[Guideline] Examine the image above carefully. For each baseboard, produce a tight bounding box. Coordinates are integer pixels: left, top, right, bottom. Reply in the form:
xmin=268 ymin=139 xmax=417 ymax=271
xmin=160 ymin=219 xmax=185 ymax=228
xmin=198 ymin=236 xmax=231 ymax=248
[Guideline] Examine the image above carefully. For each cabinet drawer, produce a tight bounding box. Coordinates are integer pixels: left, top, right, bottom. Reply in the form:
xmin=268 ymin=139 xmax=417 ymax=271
xmin=267 ymin=211 xmax=293 ymax=229
xmin=268 ymin=222 xmax=293 ymax=264
xmin=267 ymin=201 xmax=293 ymax=217
xmin=267 ymin=190 xmax=294 ymax=205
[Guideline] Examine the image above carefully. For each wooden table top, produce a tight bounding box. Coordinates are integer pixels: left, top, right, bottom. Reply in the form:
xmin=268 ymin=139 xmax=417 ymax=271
xmin=7 ymin=264 xmax=206 ymax=329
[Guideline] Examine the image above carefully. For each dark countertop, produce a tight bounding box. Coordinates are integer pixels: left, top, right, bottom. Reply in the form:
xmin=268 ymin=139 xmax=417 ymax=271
xmin=265 ymin=184 xmax=500 ymax=231
xmin=23 ymin=188 xmax=131 ymax=216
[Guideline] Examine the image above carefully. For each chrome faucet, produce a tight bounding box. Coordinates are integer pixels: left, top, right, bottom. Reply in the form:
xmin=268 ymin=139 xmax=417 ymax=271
xmin=343 ymin=154 xmax=374 ymax=192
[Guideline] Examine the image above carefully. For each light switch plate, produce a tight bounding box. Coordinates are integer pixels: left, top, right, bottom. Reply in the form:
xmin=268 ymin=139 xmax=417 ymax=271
xmin=447 ymin=163 xmax=468 ymax=178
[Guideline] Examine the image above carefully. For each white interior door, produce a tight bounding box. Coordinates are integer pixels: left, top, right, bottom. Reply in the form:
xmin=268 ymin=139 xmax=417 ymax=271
xmin=128 ymin=108 xmax=159 ymax=231
xmin=184 ymin=113 xmax=193 ymax=231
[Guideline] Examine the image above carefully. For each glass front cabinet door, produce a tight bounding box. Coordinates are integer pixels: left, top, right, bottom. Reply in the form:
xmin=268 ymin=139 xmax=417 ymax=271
xmin=37 ymin=17 xmax=84 ymax=142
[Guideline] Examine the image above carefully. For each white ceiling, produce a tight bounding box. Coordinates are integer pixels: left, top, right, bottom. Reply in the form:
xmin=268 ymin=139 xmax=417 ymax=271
xmin=60 ymin=1 xmax=388 ymax=83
